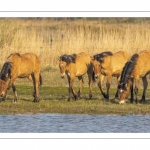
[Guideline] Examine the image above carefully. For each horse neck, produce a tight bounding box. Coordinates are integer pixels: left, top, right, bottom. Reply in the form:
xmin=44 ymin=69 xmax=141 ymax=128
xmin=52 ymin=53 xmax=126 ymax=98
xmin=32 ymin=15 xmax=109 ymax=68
xmin=66 ymin=63 xmax=76 ymax=71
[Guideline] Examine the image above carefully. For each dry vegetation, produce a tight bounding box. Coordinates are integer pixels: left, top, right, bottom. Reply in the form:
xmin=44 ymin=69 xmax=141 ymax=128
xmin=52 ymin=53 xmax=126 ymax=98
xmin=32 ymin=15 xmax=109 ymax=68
xmin=1 ymin=17 xmax=150 ymax=67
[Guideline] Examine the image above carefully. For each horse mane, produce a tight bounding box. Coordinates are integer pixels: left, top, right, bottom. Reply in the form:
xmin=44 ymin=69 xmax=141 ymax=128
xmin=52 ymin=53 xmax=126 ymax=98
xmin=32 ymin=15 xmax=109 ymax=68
xmin=7 ymin=53 xmax=20 ymax=59
xmin=60 ymin=54 xmax=76 ymax=64
xmin=0 ymin=62 xmax=12 ymax=81
xmin=93 ymin=51 xmax=113 ymax=62
xmin=118 ymin=54 xmax=139 ymax=90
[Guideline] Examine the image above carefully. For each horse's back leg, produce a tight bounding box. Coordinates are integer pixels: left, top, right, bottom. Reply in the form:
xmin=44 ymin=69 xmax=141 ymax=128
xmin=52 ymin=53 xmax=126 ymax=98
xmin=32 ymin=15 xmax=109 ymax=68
xmin=31 ymin=73 xmax=40 ymax=102
xmin=12 ymin=82 xmax=17 ymax=103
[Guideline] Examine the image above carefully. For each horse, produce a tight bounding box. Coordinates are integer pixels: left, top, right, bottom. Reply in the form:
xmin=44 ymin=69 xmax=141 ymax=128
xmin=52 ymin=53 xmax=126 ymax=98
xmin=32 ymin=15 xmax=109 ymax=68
xmin=118 ymin=50 xmax=150 ymax=104
xmin=91 ymin=51 xmax=130 ymax=100
xmin=58 ymin=52 xmax=95 ymax=101
xmin=0 ymin=52 xmax=42 ymax=103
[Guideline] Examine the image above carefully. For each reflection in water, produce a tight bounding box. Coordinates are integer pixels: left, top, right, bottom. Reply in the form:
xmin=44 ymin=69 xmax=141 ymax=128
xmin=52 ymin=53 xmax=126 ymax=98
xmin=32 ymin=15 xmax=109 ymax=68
xmin=0 ymin=113 xmax=150 ymax=133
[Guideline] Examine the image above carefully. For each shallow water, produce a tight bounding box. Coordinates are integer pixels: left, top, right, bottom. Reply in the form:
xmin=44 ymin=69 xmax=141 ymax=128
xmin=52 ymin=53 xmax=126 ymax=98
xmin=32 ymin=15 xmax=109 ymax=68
xmin=0 ymin=113 xmax=150 ymax=133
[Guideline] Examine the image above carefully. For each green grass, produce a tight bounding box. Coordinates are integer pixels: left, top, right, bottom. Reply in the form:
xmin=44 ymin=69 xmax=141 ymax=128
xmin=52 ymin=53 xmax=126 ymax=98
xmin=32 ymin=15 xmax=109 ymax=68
xmin=1 ymin=85 xmax=150 ymax=115
xmin=0 ymin=67 xmax=150 ymax=115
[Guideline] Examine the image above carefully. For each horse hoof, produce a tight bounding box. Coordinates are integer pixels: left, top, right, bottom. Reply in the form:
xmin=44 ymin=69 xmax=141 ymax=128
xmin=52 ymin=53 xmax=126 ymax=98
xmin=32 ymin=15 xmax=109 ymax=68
xmin=74 ymin=95 xmax=78 ymax=100
xmin=103 ymin=94 xmax=109 ymax=100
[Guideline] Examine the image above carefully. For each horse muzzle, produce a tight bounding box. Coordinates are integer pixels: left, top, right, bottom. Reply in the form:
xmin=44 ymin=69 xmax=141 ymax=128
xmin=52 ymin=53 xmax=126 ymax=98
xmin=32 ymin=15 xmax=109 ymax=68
xmin=95 ymin=75 xmax=98 ymax=79
xmin=61 ymin=75 xmax=65 ymax=78
xmin=119 ymin=100 xmax=126 ymax=104
xmin=0 ymin=92 xmax=5 ymax=97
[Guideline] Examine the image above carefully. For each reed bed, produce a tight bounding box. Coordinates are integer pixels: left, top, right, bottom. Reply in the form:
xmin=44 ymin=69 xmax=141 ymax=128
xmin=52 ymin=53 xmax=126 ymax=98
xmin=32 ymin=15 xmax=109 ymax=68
xmin=1 ymin=18 xmax=150 ymax=67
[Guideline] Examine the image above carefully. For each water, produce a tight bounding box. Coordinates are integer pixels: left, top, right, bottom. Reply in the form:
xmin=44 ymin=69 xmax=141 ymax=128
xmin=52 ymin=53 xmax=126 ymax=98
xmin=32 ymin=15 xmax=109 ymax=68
xmin=0 ymin=113 xmax=150 ymax=133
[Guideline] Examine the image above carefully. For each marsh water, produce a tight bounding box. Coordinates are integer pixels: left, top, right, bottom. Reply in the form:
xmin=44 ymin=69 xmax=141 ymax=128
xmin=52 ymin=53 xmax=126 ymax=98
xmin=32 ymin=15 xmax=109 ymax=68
xmin=0 ymin=113 xmax=150 ymax=133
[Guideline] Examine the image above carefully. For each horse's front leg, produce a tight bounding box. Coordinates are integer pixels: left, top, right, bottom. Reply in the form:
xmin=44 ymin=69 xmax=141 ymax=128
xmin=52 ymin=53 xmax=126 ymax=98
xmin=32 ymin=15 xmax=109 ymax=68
xmin=115 ymin=76 xmax=120 ymax=99
xmin=67 ymin=75 xmax=76 ymax=101
xmin=140 ymin=76 xmax=148 ymax=103
xmin=134 ymin=78 xmax=139 ymax=104
xmin=105 ymin=74 xmax=112 ymax=100
xmin=87 ymin=72 xmax=93 ymax=99
xmin=77 ymin=76 xmax=83 ymax=99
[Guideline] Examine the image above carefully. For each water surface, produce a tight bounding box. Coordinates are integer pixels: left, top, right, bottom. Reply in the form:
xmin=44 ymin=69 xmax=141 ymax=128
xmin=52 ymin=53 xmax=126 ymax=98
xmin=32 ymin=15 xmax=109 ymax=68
xmin=0 ymin=113 xmax=150 ymax=133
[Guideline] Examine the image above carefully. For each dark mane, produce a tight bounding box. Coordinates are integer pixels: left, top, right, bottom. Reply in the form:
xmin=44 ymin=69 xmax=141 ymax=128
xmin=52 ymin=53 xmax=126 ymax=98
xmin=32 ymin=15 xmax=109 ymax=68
xmin=118 ymin=54 xmax=139 ymax=90
xmin=60 ymin=54 xmax=76 ymax=64
xmin=0 ymin=62 xmax=12 ymax=81
xmin=93 ymin=51 xmax=113 ymax=62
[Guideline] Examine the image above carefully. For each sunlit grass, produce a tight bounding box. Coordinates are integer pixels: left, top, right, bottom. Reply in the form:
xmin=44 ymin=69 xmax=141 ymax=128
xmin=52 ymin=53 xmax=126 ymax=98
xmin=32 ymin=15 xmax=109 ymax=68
xmin=1 ymin=84 xmax=150 ymax=115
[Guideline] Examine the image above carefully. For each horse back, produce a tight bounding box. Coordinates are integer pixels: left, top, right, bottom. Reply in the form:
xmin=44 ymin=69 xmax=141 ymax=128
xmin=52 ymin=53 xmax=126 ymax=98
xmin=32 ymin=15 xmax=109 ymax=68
xmin=133 ymin=50 xmax=150 ymax=76
xmin=73 ymin=52 xmax=92 ymax=76
xmin=7 ymin=53 xmax=41 ymax=77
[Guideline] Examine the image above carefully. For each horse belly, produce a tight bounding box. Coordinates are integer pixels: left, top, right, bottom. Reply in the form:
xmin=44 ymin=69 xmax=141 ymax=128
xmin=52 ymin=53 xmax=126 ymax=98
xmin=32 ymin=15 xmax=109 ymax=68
xmin=76 ymin=69 xmax=86 ymax=76
xmin=18 ymin=68 xmax=33 ymax=78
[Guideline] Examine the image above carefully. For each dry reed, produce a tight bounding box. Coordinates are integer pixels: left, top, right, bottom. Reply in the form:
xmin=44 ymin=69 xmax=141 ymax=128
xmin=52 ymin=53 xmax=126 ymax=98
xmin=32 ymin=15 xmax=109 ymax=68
xmin=0 ymin=18 xmax=150 ymax=67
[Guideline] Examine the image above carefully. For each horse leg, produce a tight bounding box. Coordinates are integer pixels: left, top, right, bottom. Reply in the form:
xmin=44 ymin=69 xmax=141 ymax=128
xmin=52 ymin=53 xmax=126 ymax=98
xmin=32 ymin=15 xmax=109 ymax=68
xmin=87 ymin=73 xmax=93 ymax=99
xmin=12 ymin=82 xmax=18 ymax=103
xmin=115 ymin=76 xmax=120 ymax=99
xmin=97 ymin=74 xmax=107 ymax=99
xmin=130 ymin=79 xmax=134 ymax=103
xmin=134 ymin=78 xmax=139 ymax=104
xmin=77 ymin=76 xmax=83 ymax=99
xmin=67 ymin=75 xmax=76 ymax=101
xmin=31 ymin=73 xmax=40 ymax=102
xmin=140 ymin=76 xmax=148 ymax=103
xmin=105 ymin=75 xmax=112 ymax=100
xmin=28 ymin=75 xmax=35 ymax=97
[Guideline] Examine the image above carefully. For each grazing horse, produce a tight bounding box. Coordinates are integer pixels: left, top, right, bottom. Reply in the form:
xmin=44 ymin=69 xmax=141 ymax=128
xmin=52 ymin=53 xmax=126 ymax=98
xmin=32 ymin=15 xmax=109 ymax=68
xmin=0 ymin=53 xmax=42 ymax=103
xmin=91 ymin=51 xmax=130 ymax=100
xmin=118 ymin=50 xmax=150 ymax=104
xmin=58 ymin=52 xmax=95 ymax=101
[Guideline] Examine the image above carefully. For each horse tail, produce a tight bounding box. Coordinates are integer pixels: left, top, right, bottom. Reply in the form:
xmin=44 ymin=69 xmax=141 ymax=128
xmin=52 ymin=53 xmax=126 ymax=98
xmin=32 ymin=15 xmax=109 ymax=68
xmin=39 ymin=73 xmax=43 ymax=86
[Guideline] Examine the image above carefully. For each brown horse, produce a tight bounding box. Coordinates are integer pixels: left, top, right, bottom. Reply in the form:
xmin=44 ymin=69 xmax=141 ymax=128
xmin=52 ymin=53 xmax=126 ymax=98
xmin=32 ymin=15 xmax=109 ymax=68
xmin=58 ymin=52 xmax=95 ymax=101
xmin=118 ymin=50 xmax=150 ymax=104
xmin=91 ymin=51 xmax=130 ymax=100
xmin=0 ymin=52 xmax=42 ymax=103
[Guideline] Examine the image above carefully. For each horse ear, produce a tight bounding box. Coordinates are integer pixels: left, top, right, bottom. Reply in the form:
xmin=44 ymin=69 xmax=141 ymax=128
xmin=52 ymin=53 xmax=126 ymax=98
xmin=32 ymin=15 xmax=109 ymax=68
xmin=5 ymin=74 xmax=8 ymax=78
xmin=58 ymin=57 xmax=61 ymax=61
xmin=99 ymin=57 xmax=104 ymax=63
xmin=90 ymin=56 xmax=94 ymax=60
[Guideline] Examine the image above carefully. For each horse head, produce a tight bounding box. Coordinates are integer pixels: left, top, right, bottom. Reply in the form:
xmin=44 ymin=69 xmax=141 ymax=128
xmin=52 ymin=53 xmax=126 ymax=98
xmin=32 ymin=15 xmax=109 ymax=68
xmin=0 ymin=79 xmax=8 ymax=97
xmin=58 ymin=54 xmax=76 ymax=78
xmin=118 ymin=83 xmax=129 ymax=104
xmin=91 ymin=56 xmax=101 ymax=79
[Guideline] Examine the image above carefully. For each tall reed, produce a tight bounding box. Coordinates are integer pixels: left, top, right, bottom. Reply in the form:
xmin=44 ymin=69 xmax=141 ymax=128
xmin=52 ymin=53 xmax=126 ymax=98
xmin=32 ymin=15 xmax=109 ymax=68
xmin=1 ymin=18 xmax=150 ymax=67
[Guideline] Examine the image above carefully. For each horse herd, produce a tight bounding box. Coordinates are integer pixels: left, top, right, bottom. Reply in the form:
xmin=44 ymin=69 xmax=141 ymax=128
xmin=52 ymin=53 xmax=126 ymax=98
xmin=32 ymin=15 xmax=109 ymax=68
xmin=0 ymin=50 xmax=150 ymax=104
